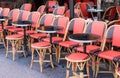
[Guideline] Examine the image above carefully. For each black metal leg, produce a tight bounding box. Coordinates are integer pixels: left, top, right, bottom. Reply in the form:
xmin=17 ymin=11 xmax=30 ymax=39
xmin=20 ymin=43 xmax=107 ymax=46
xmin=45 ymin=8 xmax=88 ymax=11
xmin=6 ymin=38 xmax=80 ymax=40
xmin=83 ymin=43 xmax=87 ymax=53
xmin=23 ymin=27 xmax=27 ymax=52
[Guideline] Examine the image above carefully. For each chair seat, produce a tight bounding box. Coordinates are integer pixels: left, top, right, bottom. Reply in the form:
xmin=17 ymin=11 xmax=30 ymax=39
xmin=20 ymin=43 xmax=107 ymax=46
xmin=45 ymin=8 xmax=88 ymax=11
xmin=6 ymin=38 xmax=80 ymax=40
xmin=59 ymin=40 xmax=79 ymax=48
xmin=18 ymin=30 xmax=35 ymax=35
xmin=65 ymin=52 xmax=89 ymax=62
xmin=31 ymin=42 xmax=51 ymax=49
xmin=4 ymin=26 xmax=15 ymax=29
xmin=98 ymin=50 xmax=120 ymax=61
xmin=30 ymin=33 xmax=48 ymax=39
xmin=43 ymin=37 xmax=63 ymax=43
xmin=6 ymin=34 xmax=23 ymax=39
xmin=76 ymin=45 xmax=100 ymax=54
xmin=8 ymin=28 xmax=23 ymax=32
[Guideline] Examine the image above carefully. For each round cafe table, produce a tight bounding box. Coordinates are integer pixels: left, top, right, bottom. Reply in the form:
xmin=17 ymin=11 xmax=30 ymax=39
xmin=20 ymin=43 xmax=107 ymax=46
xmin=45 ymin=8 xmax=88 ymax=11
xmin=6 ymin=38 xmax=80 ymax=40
xmin=37 ymin=26 xmax=63 ymax=44
xmin=12 ymin=20 xmax=32 ymax=52
xmin=69 ymin=33 xmax=100 ymax=53
xmin=0 ymin=16 xmax=8 ymax=47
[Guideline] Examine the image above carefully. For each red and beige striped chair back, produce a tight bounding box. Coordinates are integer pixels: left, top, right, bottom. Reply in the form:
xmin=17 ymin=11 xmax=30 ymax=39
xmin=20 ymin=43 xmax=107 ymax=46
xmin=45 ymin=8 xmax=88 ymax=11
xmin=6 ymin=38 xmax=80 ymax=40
xmin=53 ymin=6 xmax=66 ymax=15
xmin=18 ymin=10 xmax=30 ymax=21
xmin=8 ymin=9 xmax=20 ymax=22
xmin=0 ymin=8 xmax=10 ymax=17
xmin=39 ymin=14 xmax=55 ymax=26
xmin=86 ymin=21 xmax=107 ymax=40
xmin=20 ymin=3 xmax=32 ymax=11
xmin=68 ymin=18 xmax=86 ymax=34
xmin=28 ymin=12 xmax=41 ymax=29
xmin=37 ymin=5 xmax=46 ymax=15
xmin=53 ymin=16 xmax=69 ymax=35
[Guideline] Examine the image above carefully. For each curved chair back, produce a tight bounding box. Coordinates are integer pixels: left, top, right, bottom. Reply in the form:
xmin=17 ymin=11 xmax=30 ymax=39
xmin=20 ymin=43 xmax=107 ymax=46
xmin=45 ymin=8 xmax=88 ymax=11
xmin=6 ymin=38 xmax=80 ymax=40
xmin=0 ymin=8 xmax=10 ymax=17
xmin=102 ymin=6 xmax=116 ymax=21
xmin=68 ymin=18 xmax=86 ymax=34
xmin=37 ymin=5 xmax=46 ymax=15
xmin=40 ymin=14 xmax=55 ymax=26
xmin=28 ymin=12 xmax=41 ymax=29
xmin=102 ymin=25 xmax=120 ymax=50
xmin=53 ymin=16 xmax=69 ymax=34
xmin=86 ymin=21 xmax=107 ymax=40
xmin=78 ymin=2 xmax=94 ymax=20
xmin=8 ymin=9 xmax=20 ymax=22
xmin=18 ymin=10 xmax=30 ymax=21
xmin=20 ymin=3 xmax=32 ymax=11
xmin=53 ymin=6 xmax=66 ymax=15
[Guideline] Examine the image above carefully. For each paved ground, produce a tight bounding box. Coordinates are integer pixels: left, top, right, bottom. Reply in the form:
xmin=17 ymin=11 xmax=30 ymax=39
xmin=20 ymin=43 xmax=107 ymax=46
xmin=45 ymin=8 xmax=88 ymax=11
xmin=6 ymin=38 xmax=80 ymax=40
xmin=0 ymin=45 xmax=114 ymax=78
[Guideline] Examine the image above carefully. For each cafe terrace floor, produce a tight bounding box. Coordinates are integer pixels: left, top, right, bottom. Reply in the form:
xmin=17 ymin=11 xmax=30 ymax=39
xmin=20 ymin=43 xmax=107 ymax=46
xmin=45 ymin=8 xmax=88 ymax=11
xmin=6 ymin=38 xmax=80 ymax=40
xmin=0 ymin=45 xmax=114 ymax=78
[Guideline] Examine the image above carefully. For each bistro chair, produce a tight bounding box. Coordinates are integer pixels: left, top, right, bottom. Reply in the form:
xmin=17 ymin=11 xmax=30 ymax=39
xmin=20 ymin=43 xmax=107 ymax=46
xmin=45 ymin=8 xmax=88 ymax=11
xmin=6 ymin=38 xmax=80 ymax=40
xmin=45 ymin=0 xmax=58 ymax=13
xmin=8 ymin=10 xmax=30 ymax=33
xmin=30 ymin=41 xmax=54 ymax=72
xmin=4 ymin=9 xmax=20 ymax=31
xmin=116 ymin=6 xmax=120 ymax=19
xmin=65 ymin=52 xmax=90 ymax=78
xmin=20 ymin=3 xmax=32 ymax=11
xmin=102 ymin=6 xmax=117 ymax=23
xmin=37 ymin=5 xmax=46 ymax=15
xmin=53 ymin=6 xmax=66 ymax=16
xmin=5 ymin=10 xmax=30 ymax=61
xmin=42 ymin=16 xmax=69 ymax=44
xmin=29 ymin=14 xmax=55 ymax=43
xmin=75 ymin=21 xmax=107 ymax=74
xmin=95 ymin=25 xmax=120 ymax=78
xmin=18 ymin=12 xmax=41 ymax=49
xmin=0 ymin=8 xmax=10 ymax=46
xmin=57 ymin=18 xmax=86 ymax=63
xmin=42 ymin=16 xmax=69 ymax=60
xmin=0 ymin=8 xmax=10 ymax=26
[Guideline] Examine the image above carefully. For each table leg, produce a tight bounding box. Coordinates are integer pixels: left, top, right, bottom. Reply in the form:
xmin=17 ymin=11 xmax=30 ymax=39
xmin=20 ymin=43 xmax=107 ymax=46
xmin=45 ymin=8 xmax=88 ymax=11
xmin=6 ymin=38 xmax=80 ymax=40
xmin=49 ymin=33 xmax=54 ymax=67
xmin=23 ymin=27 xmax=27 ymax=52
xmin=83 ymin=43 xmax=87 ymax=53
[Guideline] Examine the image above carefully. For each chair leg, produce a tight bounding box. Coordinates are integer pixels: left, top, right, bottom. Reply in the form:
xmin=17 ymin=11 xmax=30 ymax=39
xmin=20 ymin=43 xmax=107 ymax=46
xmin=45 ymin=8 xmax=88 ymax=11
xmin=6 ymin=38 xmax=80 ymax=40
xmin=6 ymin=40 xmax=9 ymax=58
xmin=66 ymin=61 xmax=71 ymax=78
xmin=39 ymin=49 xmax=43 ymax=72
xmin=48 ymin=48 xmax=54 ymax=68
xmin=95 ymin=58 xmax=101 ymax=78
xmin=86 ymin=61 xmax=90 ymax=78
xmin=11 ymin=40 xmax=16 ymax=61
xmin=30 ymin=48 xmax=34 ymax=69
xmin=56 ymin=46 xmax=61 ymax=63
xmin=91 ymin=55 xmax=96 ymax=76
